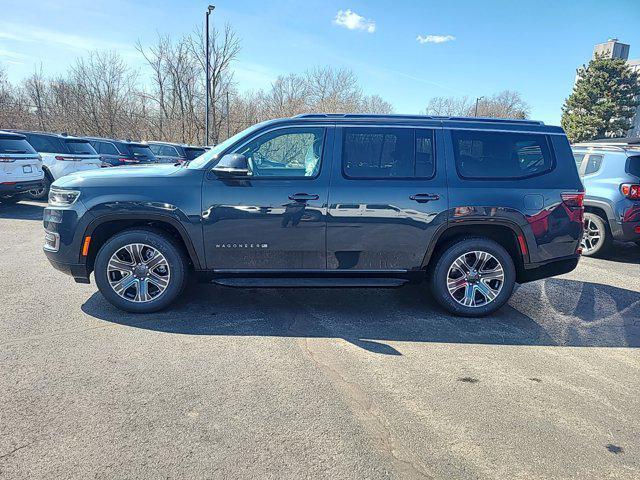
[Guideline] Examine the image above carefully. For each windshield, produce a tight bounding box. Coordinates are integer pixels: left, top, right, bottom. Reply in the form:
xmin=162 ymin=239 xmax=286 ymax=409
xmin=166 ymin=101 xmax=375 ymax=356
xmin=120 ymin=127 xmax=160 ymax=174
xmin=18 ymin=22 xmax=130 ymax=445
xmin=0 ymin=137 xmax=37 ymax=155
xmin=187 ymin=121 xmax=272 ymax=169
xmin=65 ymin=139 xmax=97 ymax=155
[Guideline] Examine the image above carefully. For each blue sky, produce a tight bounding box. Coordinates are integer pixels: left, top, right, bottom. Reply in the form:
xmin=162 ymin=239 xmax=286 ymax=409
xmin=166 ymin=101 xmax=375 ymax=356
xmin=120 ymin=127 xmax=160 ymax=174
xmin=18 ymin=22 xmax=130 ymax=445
xmin=1 ymin=0 xmax=639 ymax=124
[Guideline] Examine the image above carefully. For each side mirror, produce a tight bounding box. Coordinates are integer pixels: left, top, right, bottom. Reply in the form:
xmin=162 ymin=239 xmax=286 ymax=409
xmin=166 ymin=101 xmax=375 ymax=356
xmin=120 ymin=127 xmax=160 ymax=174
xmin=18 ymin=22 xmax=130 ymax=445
xmin=212 ymin=154 xmax=249 ymax=177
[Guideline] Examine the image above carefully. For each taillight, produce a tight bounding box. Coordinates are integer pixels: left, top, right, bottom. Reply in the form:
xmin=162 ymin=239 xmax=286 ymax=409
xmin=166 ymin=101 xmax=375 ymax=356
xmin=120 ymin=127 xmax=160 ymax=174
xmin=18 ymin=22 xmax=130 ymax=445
xmin=620 ymin=184 xmax=640 ymax=200
xmin=561 ymin=192 xmax=585 ymax=209
xmin=55 ymin=156 xmax=80 ymax=161
xmin=0 ymin=157 xmax=16 ymax=163
xmin=120 ymin=157 xmax=139 ymax=164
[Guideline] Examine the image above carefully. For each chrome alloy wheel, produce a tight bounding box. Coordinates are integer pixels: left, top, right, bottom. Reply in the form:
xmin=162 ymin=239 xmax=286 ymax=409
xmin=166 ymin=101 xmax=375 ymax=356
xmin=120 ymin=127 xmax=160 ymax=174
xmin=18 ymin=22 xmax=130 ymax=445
xmin=446 ymin=251 xmax=505 ymax=308
xmin=581 ymin=217 xmax=601 ymax=254
xmin=107 ymin=243 xmax=170 ymax=303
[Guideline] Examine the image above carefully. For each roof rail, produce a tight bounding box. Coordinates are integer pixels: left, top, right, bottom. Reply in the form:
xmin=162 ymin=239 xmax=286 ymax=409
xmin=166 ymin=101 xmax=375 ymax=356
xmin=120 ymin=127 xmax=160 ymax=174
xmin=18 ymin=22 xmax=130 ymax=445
xmin=294 ymin=113 xmax=544 ymax=125
xmin=573 ymin=142 xmax=640 ymax=152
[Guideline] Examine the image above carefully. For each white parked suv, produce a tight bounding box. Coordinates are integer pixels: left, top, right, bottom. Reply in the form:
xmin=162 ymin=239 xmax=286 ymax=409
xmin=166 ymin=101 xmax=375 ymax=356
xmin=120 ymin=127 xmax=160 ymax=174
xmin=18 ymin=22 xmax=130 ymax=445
xmin=0 ymin=131 xmax=44 ymax=204
xmin=10 ymin=131 xmax=101 ymax=199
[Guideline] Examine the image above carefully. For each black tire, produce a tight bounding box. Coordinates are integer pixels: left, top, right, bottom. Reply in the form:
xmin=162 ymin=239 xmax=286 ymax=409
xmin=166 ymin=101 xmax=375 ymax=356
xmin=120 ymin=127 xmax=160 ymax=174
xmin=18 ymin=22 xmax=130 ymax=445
xmin=0 ymin=195 xmax=20 ymax=204
xmin=429 ymin=237 xmax=516 ymax=317
xmin=94 ymin=228 xmax=188 ymax=313
xmin=28 ymin=175 xmax=51 ymax=200
xmin=581 ymin=212 xmax=611 ymax=257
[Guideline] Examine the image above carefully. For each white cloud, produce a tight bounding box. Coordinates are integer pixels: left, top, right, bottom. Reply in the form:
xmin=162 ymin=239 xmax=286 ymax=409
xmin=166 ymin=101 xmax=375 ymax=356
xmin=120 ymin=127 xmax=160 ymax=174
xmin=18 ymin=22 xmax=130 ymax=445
xmin=416 ymin=34 xmax=455 ymax=44
xmin=333 ymin=9 xmax=376 ymax=33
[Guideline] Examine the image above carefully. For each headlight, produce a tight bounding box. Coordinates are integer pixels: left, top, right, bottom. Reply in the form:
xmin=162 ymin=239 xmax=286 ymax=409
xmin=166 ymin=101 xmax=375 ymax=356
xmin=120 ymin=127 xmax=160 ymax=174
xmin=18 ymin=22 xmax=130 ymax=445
xmin=48 ymin=187 xmax=81 ymax=206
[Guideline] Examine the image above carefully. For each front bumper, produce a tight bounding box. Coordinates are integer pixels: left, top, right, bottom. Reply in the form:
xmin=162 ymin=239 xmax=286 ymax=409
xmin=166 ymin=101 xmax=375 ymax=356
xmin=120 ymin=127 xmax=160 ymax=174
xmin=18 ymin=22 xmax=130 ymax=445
xmin=0 ymin=180 xmax=44 ymax=195
xmin=43 ymin=203 xmax=94 ymax=284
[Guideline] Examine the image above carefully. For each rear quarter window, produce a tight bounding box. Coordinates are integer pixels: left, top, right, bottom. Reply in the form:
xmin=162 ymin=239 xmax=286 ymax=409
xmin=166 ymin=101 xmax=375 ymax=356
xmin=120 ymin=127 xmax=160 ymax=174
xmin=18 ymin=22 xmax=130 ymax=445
xmin=451 ymin=130 xmax=553 ymax=179
xmin=185 ymin=147 xmax=206 ymax=160
xmin=26 ymin=134 xmax=64 ymax=153
xmin=0 ymin=137 xmax=37 ymax=154
xmin=626 ymin=155 xmax=640 ymax=178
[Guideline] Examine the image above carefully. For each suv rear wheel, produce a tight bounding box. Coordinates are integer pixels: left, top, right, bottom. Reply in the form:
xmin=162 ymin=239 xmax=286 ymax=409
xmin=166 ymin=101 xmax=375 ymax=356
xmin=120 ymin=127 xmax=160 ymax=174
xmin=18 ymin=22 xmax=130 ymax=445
xmin=429 ymin=237 xmax=516 ymax=317
xmin=94 ymin=229 xmax=188 ymax=313
xmin=28 ymin=175 xmax=51 ymax=200
xmin=581 ymin=212 xmax=611 ymax=257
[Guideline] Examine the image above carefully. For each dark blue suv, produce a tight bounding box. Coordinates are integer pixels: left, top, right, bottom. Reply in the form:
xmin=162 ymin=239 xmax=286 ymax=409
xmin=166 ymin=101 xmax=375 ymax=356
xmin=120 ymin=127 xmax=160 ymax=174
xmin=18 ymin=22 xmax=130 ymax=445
xmin=43 ymin=114 xmax=584 ymax=317
xmin=572 ymin=139 xmax=640 ymax=256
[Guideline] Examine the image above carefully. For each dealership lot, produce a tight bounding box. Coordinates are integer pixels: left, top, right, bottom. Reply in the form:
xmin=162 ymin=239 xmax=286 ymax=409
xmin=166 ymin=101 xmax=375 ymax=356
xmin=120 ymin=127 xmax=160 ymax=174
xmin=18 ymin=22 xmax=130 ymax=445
xmin=1 ymin=200 xmax=639 ymax=479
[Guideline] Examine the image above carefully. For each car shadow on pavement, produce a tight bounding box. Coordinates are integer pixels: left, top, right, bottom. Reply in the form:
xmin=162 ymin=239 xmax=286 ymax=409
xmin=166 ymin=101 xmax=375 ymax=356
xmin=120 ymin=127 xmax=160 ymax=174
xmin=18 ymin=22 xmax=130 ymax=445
xmin=595 ymin=242 xmax=640 ymax=265
xmin=0 ymin=201 xmax=45 ymax=221
xmin=81 ymin=277 xmax=640 ymax=355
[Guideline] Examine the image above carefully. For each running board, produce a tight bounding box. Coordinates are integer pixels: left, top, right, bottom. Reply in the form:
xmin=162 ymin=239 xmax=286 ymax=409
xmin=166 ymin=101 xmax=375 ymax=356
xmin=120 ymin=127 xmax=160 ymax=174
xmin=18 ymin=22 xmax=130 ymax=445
xmin=212 ymin=278 xmax=408 ymax=288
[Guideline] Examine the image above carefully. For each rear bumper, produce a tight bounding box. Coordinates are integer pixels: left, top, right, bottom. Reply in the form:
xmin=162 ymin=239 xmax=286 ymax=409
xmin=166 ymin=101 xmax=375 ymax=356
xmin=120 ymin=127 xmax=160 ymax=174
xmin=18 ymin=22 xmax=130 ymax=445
xmin=0 ymin=180 xmax=44 ymax=194
xmin=518 ymin=254 xmax=580 ymax=283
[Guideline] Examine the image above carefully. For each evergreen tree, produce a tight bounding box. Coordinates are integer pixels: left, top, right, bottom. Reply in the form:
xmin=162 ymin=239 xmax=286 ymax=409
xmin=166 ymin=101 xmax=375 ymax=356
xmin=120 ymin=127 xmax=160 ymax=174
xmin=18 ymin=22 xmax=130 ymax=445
xmin=561 ymin=56 xmax=640 ymax=142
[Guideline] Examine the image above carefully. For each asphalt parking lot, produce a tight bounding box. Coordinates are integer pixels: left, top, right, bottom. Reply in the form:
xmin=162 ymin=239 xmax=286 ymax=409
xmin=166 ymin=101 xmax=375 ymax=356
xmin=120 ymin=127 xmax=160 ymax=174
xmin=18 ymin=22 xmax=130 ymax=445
xmin=1 ymin=200 xmax=639 ymax=479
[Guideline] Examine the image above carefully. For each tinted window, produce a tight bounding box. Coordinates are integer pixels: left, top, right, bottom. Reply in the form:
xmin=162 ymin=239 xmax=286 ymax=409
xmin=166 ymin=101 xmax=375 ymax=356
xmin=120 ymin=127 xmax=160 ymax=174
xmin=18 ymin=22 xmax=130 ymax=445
xmin=236 ymin=127 xmax=325 ymax=177
xmin=342 ymin=128 xmax=435 ymax=179
xmin=100 ymin=142 xmax=120 ymax=156
xmin=65 ymin=140 xmax=96 ymax=155
xmin=149 ymin=144 xmax=161 ymax=155
xmin=583 ymin=154 xmax=603 ymax=175
xmin=160 ymin=145 xmax=180 ymax=157
xmin=26 ymin=134 xmax=63 ymax=153
xmin=0 ymin=137 xmax=37 ymax=154
xmin=573 ymin=152 xmax=586 ymax=170
xmin=452 ymin=130 xmax=553 ymax=179
xmin=626 ymin=156 xmax=640 ymax=178
xmin=185 ymin=147 xmax=206 ymax=160
xmin=128 ymin=145 xmax=154 ymax=158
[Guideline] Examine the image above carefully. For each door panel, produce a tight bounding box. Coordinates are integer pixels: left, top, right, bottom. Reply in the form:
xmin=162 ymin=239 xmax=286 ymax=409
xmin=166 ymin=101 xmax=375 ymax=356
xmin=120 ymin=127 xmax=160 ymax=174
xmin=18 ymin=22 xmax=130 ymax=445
xmin=327 ymin=127 xmax=448 ymax=271
xmin=202 ymin=126 xmax=334 ymax=270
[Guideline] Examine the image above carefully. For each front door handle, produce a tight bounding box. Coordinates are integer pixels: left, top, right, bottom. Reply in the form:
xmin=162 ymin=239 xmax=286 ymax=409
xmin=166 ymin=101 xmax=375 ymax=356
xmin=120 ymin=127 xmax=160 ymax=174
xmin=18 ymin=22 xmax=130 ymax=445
xmin=288 ymin=193 xmax=320 ymax=201
xmin=409 ymin=193 xmax=440 ymax=203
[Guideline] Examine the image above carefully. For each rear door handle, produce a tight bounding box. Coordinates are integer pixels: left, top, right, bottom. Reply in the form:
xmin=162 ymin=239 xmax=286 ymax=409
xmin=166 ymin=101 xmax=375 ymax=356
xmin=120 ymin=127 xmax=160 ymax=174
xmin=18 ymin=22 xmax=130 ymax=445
xmin=288 ymin=193 xmax=320 ymax=201
xmin=409 ymin=193 xmax=440 ymax=203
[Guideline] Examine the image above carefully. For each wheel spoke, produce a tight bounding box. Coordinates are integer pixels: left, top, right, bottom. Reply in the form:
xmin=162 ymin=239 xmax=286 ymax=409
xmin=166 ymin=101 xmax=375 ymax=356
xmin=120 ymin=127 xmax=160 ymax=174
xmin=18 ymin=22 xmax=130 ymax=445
xmin=148 ymin=271 xmax=169 ymax=289
xmin=461 ymin=283 xmax=476 ymax=307
xmin=108 ymin=258 xmax=134 ymax=273
xmin=447 ymin=277 xmax=467 ymax=294
xmin=476 ymin=280 xmax=498 ymax=302
xmin=110 ymin=274 xmax=136 ymax=295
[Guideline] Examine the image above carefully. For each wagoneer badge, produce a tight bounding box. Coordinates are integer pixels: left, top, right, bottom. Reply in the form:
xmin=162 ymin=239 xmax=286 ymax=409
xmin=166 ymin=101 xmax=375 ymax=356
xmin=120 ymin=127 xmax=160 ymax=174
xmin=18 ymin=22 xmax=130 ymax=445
xmin=215 ymin=243 xmax=268 ymax=248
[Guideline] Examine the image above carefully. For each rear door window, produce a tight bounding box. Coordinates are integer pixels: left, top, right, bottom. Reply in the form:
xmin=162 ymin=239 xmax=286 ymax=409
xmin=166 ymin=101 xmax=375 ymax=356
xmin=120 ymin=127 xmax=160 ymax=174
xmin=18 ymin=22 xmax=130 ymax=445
xmin=65 ymin=140 xmax=97 ymax=155
xmin=342 ymin=127 xmax=435 ymax=179
xmin=0 ymin=137 xmax=37 ymax=154
xmin=452 ymin=130 xmax=553 ymax=179
xmin=573 ymin=152 xmax=586 ymax=170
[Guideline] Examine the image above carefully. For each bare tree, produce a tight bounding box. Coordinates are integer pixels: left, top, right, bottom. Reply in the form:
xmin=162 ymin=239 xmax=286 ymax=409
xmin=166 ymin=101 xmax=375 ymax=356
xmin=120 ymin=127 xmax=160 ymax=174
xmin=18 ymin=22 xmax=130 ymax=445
xmin=424 ymin=90 xmax=530 ymax=119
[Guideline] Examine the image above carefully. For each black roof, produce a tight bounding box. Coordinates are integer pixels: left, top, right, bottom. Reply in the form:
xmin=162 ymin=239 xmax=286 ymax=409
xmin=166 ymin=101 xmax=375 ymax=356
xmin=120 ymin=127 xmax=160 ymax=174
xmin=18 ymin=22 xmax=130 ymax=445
xmin=82 ymin=136 xmax=148 ymax=146
xmin=7 ymin=129 xmax=89 ymax=141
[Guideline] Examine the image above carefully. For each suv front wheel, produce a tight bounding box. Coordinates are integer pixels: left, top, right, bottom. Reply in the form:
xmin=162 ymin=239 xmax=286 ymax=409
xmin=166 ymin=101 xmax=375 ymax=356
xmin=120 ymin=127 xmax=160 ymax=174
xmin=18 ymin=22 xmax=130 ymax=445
xmin=429 ymin=237 xmax=516 ymax=317
xmin=94 ymin=229 xmax=188 ymax=313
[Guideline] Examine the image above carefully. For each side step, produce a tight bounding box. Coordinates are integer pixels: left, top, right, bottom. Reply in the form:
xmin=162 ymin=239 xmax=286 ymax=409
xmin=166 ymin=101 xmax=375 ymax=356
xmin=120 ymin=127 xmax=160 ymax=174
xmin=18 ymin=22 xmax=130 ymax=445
xmin=213 ymin=278 xmax=408 ymax=288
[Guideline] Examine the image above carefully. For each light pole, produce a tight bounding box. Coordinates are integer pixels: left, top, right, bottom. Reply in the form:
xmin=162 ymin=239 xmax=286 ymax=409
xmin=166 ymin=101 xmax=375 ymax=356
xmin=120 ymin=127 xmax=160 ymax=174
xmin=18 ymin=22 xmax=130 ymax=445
xmin=205 ymin=5 xmax=215 ymax=145
xmin=474 ymin=96 xmax=484 ymax=117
